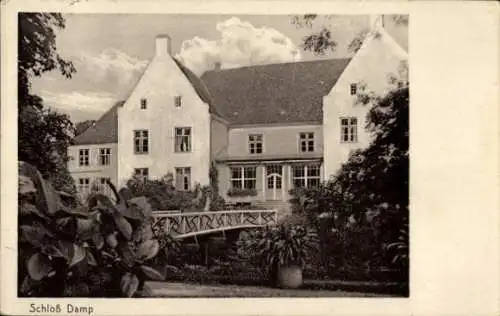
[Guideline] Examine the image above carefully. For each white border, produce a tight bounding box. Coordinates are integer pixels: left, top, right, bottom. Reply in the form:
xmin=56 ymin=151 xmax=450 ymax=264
xmin=2 ymin=1 xmax=499 ymax=315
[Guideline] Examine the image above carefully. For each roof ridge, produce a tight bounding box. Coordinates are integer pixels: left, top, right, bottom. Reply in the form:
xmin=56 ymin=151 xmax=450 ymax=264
xmin=202 ymin=57 xmax=352 ymax=76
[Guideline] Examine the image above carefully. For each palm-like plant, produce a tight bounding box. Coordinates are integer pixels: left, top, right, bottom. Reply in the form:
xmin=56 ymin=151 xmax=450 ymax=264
xmin=238 ymin=224 xmax=319 ymax=288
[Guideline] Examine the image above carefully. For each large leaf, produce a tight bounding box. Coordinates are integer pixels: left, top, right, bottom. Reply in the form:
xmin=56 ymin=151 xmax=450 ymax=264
xmin=56 ymin=240 xmax=75 ymax=262
xmin=140 ymin=265 xmax=164 ymax=281
xmin=136 ymin=239 xmax=159 ymax=261
xmin=120 ymin=272 xmax=139 ymax=297
xmin=19 ymin=203 xmax=48 ymax=219
xmin=92 ymin=232 xmax=104 ymax=250
xmin=42 ymin=243 xmax=65 ymax=258
xmin=116 ymin=200 xmax=141 ymax=220
xmin=76 ymin=218 xmax=96 ymax=240
xmin=118 ymin=242 xmax=136 ymax=267
xmin=40 ymin=180 xmax=60 ymax=216
xmin=58 ymin=204 xmax=90 ymax=218
xmin=70 ymin=244 xmax=86 ymax=267
xmin=137 ymin=283 xmax=154 ymax=297
xmin=26 ymin=252 xmax=52 ymax=281
xmin=126 ymin=196 xmax=153 ymax=219
xmin=18 ymin=162 xmax=59 ymax=215
xmin=20 ymin=225 xmax=47 ymax=248
xmin=19 ymin=175 xmax=37 ymax=195
xmin=55 ymin=217 xmax=77 ymax=236
xmin=133 ymin=223 xmax=154 ymax=244
xmin=86 ymin=249 xmax=98 ymax=266
xmin=113 ymin=213 xmax=132 ymax=240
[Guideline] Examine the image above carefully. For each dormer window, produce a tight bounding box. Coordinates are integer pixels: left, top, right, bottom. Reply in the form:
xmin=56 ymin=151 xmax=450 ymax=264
xmin=140 ymin=98 xmax=147 ymax=109
xmin=350 ymin=83 xmax=357 ymax=95
xmin=174 ymin=96 xmax=182 ymax=108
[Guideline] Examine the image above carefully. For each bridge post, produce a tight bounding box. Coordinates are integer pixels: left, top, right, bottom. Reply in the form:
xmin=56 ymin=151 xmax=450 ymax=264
xmin=223 ymin=212 xmax=228 ymax=228
xmin=197 ymin=215 xmax=201 ymax=232
xmin=181 ymin=217 xmax=186 ymax=234
xmin=240 ymin=212 xmax=244 ymax=225
xmin=258 ymin=211 xmax=262 ymax=225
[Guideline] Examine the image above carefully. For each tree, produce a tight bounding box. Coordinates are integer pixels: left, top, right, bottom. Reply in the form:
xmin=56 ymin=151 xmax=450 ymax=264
xmin=18 ymin=13 xmax=77 ymax=193
xmin=290 ymin=15 xmax=409 ymax=289
xmin=75 ymin=120 xmax=96 ymax=136
xmin=292 ymin=14 xmax=408 ymax=55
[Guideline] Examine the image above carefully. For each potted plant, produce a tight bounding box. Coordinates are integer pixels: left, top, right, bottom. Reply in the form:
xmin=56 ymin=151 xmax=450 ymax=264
xmin=238 ymin=224 xmax=319 ymax=289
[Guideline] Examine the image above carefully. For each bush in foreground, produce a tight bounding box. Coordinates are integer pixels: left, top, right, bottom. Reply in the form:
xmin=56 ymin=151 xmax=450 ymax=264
xmin=18 ymin=161 xmax=165 ymax=297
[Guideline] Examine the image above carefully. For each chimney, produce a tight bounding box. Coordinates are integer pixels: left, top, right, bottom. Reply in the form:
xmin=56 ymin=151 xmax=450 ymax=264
xmin=155 ymin=34 xmax=171 ymax=56
xmin=214 ymin=61 xmax=221 ymax=71
xmin=369 ymin=15 xmax=384 ymax=30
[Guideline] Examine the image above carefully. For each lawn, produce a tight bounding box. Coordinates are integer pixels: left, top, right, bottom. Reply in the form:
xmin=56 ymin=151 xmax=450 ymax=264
xmin=147 ymin=282 xmax=395 ymax=298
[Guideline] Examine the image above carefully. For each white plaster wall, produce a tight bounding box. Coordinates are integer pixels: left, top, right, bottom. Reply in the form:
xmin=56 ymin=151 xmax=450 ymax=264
xmin=68 ymin=143 xmax=118 ymax=185
xmin=227 ymin=124 xmax=323 ymax=158
xmin=117 ymin=45 xmax=211 ymax=188
xmin=323 ymin=29 xmax=408 ymax=180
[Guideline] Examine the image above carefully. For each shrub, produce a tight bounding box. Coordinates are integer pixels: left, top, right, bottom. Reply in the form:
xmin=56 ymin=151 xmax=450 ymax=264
xmin=126 ymin=172 xmax=226 ymax=212
xmin=18 ymin=162 xmax=165 ymax=297
xmin=237 ymin=225 xmax=319 ymax=284
xmin=126 ymin=174 xmax=195 ymax=211
xmin=227 ymin=188 xmax=258 ymax=197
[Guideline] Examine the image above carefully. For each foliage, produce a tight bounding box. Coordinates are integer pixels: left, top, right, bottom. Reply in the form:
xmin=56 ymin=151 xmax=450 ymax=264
xmin=125 ymin=174 xmax=196 ymax=211
xmin=126 ymin=171 xmax=226 ymax=212
xmin=347 ymin=29 xmax=370 ymax=54
xmin=237 ymin=225 xmax=319 ymax=276
xmin=74 ymin=120 xmax=96 ymax=136
xmin=292 ymin=14 xmax=408 ymax=56
xmin=18 ymin=162 xmax=165 ymax=298
xmin=208 ymin=163 xmax=226 ymax=211
xmin=288 ymin=83 xmax=409 ymax=283
xmin=227 ymin=188 xmax=258 ymax=197
xmin=18 ymin=13 xmax=77 ymax=194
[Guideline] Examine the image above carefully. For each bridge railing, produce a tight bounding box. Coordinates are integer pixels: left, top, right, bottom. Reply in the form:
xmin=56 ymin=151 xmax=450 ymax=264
xmin=152 ymin=209 xmax=278 ymax=238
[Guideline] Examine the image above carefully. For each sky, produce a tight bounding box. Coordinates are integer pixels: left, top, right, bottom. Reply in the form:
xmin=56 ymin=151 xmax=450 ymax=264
xmin=31 ymin=14 xmax=408 ymax=123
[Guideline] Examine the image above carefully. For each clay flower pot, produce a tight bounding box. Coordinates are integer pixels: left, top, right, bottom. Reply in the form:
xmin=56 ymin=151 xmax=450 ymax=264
xmin=277 ymin=265 xmax=303 ymax=289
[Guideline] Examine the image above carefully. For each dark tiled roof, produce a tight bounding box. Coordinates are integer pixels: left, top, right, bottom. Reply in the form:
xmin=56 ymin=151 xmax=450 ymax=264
xmin=73 ymin=58 xmax=351 ymax=145
xmin=73 ymin=101 xmax=122 ymax=145
xmin=201 ymin=58 xmax=351 ymax=125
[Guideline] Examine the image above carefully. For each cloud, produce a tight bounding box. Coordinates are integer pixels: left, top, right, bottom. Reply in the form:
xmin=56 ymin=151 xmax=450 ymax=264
xmin=40 ymin=90 xmax=117 ymax=114
xmin=176 ymin=17 xmax=302 ymax=75
xmin=76 ymin=48 xmax=148 ymax=88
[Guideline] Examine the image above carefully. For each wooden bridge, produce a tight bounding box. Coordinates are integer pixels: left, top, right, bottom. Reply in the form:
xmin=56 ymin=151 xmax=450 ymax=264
xmin=152 ymin=209 xmax=278 ymax=239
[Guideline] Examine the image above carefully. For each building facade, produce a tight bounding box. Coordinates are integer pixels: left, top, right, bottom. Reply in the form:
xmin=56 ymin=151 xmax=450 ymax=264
xmin=69 ymin=16 xmax=408 ymax=204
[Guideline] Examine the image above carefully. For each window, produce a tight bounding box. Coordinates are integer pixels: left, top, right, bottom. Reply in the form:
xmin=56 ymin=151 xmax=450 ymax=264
xmin=175 ymin=167 xmax=191 ymax=191
xmin=99 ymin=148 xmax=111 ymax=165
xmin=77 ymin=178 xmax=90 ymax=196
xmin=299 ymin=132 xmax=315 ymax=152
xmin=340 ymin=117 xmax=358 ymax=143
xmin=230 ymin=166 xmax=256 ymax=189
xmin=174 ymin=96 xmax=182 ymax=108
xmin=248 ymin=134 xmax=263 ymax=154
xmin=292 ymin=164 xmax=321 ymax=188
xmin=134 ymin=130 xmax=149 ymax=154
xmin=140 ymin=98 xmax=147 ymax=109
xmin=175 ymin=127 xmax=191 ymax=152
xmin=79 ymin=149 xmax=89 ymax=166
xmin=266 ymin=164 xmax=282 ymax=189
xmin=350 ymin=83 xmax=357 ymax=95
xmin=134 ymin=168 xmax=149 ymax=181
